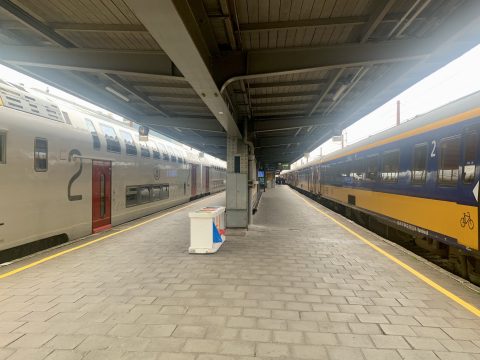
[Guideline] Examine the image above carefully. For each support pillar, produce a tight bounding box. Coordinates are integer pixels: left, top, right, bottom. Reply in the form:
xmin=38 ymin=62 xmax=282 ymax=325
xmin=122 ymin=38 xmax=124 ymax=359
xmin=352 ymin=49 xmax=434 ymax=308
xmin=226 ymin=136 xmax=249 ymax=228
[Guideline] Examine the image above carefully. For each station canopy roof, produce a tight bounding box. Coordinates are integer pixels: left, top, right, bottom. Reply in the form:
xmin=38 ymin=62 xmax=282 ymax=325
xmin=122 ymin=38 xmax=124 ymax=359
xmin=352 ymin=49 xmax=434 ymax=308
xmin=0 ymin=0 xmax=479 ymax=164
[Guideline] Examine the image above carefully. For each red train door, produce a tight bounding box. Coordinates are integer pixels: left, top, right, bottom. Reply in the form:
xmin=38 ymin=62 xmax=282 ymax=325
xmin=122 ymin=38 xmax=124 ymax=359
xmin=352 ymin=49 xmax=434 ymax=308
xmin=205 ymin=166 xmax=210 ymax=193
xmin=191 ymin=165 xmax=197 ymax=196
xmin=92 ymin=160 xmax=112 ymax=232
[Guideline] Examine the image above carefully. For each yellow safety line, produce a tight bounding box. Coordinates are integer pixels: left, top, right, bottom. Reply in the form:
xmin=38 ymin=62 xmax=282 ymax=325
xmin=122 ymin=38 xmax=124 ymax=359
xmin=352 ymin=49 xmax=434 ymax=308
xmin=291 ymin=189 xmax=480 ymax=317
xmin=0 ymin=194 xmax=221 ymax=280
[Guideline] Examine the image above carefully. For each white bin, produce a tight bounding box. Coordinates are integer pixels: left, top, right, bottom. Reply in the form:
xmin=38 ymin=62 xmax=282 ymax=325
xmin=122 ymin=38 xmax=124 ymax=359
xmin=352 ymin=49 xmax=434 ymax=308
xmin=188 ymin=206 xmax=226 ymax=254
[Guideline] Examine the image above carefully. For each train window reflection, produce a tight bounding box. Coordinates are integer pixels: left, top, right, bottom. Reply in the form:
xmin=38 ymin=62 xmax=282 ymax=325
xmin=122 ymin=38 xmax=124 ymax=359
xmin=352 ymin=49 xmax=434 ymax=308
xmin=120 ymin=130 xmax=137 ymax=156
xmin=0 ymin=132 xmax=5 ymax=164
xmin=438 ymin=136 xmax=460 ymax=186
xmin=381 ymin=150 xmax=399 ymax=183
xmin=463 ymin=132 xmax=476 ymax=184
xmin=365 ymin=155 xmax=378 ymax=182
xmin=139 ymin=186 xmax=150 ymax=203
xmin=412 ymin=144 xmax=427 ymax=184
xmin=100 ymin=124 xmax=121 ymax=153
xmin=34 ymin=138 xmax=48 ymax=172
xmin=85 ymin=119 xmax=101 ymax=150
xmin=126 ymin=186 xmax=138 ymax=207
xmin=34 ymin=138 xmax=48 ymax=171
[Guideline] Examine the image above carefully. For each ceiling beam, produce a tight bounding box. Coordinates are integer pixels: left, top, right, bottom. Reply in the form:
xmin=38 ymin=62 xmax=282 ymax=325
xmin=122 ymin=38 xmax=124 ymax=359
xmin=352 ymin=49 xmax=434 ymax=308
xmin=239 ymin=16 xmax=368 ymax=32
xmin=137 ymin=116 xmax=225 ymax=133
xmin=132 ymin=81 xmax=191 ymax=89
xmin=0 ymin=45 xmax=180 ymax=77
xmin=251 ymin=101 xmax=311 ymax=108
xmin=359 ymin=0 xmax=396 ymax=43
xmin=247 ymin=79 xmax=328 ymax=89
xmin=0 ymin=0 xmax=76 ymax=48
xmin=126 ymin=0 xmax=241 ymax=137
xmin=256 ymin=136 xmax=310 ymax=147
xmin=250 ymin=91 xmax=320 ymax=99
xmin=255 ymin=117 xmax=334 ymax=132
xmin=246 ymin=39 xmax=430 ymax=77
xmin=50 ymin=22 xmax=147 ymax=33
xmin=219 ymin=39 xmax=431 ymax=88
xmin=178 ymin=135 xmax=226 ymax=147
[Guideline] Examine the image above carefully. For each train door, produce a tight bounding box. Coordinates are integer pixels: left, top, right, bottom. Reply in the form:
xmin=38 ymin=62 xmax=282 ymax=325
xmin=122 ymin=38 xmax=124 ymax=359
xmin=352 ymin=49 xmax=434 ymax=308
xmin=313 ymin=166 xmax=319 ymax=195
xmin=462 ymin=128 xmax=479 ymax=249
xmin=205 ymin=166 xmax=210 ymax=193
xmin=191 ymin=164 xmax=197 ymax=197
xmin=92 ymin=160 xmax=112 ymax=232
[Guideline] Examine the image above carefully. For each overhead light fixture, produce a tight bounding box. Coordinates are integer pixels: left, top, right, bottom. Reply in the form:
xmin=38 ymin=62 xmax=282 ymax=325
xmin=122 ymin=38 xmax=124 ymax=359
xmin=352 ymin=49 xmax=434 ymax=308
xmin=174 ymin=127 xmax=183 ymax=132
xmin=105 ymin=86 xmax=130 ymax=102
xmin=218 ymin=111 xmax=224 ymax=115
xmin=332 ymin=84 xmax=348 ymax=102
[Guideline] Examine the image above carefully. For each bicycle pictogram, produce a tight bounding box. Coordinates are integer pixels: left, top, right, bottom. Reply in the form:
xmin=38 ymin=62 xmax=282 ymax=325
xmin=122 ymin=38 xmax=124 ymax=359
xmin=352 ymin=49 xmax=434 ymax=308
xmin=460 ymin=212 xmax=474 ymax=230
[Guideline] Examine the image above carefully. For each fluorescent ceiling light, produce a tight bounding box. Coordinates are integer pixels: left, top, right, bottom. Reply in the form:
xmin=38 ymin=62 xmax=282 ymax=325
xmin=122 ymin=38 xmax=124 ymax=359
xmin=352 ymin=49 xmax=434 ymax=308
xmin=332 ymin=84 xmax=348 ymax=102
xmin=105 ymin=86 xmax=130 ymax=102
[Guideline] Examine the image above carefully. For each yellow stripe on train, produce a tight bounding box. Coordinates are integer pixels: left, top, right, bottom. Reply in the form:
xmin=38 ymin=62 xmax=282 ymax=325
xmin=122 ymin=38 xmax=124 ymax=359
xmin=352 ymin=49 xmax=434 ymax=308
xmin=321 ymin=185 xmax=478 ymax=251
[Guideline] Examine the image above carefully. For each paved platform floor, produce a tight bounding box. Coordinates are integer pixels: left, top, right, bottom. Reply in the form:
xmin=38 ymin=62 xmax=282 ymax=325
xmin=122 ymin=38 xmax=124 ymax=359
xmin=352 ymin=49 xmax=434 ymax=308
xmin=0 ymin=186 xmax=480 ymax=360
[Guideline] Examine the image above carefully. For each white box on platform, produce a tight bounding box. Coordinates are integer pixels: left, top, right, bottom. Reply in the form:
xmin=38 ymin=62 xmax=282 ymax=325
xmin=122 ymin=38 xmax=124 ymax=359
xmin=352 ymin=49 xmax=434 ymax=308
xmin=188 ymin=206 xmax=226 ymax=254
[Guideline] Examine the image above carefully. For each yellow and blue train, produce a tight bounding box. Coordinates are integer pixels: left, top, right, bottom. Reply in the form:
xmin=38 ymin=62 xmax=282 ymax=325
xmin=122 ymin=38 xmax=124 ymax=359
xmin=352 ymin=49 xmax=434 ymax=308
xmin=285 ymin=91 xmax=480 ymax=284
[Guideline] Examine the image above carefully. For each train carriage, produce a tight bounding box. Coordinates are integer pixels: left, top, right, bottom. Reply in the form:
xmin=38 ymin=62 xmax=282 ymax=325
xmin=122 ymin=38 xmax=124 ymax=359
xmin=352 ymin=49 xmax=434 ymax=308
xmin=0 ymin=82 xmax=225 ymax=262
xmin=285 ymin=91 xmax=480 ymax=283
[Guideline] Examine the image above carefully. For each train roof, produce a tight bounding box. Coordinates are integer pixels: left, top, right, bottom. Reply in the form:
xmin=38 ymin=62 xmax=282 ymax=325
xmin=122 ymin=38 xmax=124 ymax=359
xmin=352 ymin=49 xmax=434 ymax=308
xmin=290 ymin=90 xmax=480 ymax=172
xmin=0 ymin=79 xmax=226 ymax=169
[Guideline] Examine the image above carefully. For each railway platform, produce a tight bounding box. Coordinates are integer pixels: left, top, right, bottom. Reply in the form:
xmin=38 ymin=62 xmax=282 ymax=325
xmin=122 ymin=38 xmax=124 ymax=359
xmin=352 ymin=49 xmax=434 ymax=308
xmin=0 ymin=188 xmax=480 ymax=360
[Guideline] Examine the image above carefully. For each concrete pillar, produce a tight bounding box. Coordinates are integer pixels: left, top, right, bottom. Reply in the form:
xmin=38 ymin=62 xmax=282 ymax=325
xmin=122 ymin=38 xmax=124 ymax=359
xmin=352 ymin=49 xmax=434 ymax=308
xmin=226 ymin=136 xmax=249 ymax=228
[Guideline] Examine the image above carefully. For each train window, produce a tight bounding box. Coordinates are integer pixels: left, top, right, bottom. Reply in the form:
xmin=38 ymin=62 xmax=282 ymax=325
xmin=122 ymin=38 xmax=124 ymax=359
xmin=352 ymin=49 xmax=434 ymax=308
xmin=163 ymin=153 xmax=170 ymax=161
xmin=126 ymin=186 xmax=138 ymax=207
xmin=139 ymin=186 xmax=151 ymax=203
xmin=463 ymin=132 xmax=476 ymax=184
xmin=152 ymin=185 xmax=169 ymax=201
xmin=62 ymin=111 xmax=72 ymax=125
xmin=381 ymin=150 xmax=399 ymax=182
xmin=438 ymin=137 xmax=460 ymax=186
xmin=171 ymin=155 xmax=177 ymax=162
xmin=0 ymin=132 xmax=5 ymax=164
xmin=100 ymin=124 xmax=121 ymax=153
xmin=140 ymin=144 xmax=150 ymax=158
xmin=351 ymin=158 xmax=365 ymax=182
xmin=34 ymin=138 xmax=48 ymax=172
xmin=412 ymin=144 xmax=427 ymax=185
xmin=365 ymin=155 xmax=378 ymax=182
xmin=120 ymin=131 xmax=137 ymax=156
xmin=151 ymin=143 xmax=161 ymax=160
xmin=85 ymin=119 xmax=101 ymax=150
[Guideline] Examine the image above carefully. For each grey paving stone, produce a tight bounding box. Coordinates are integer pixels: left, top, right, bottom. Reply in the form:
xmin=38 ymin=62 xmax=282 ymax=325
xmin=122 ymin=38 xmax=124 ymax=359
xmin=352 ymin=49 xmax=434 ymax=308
xmin=435 ymin=352 xmax=477 ymax=360
xmin=291 ymin=344 xmax=328 ymax=359
xmin=44 ymin=350 xmax=84 ymax=360
xmin=2 ymin=348 xmax=53 ymax=360
xmin=398 ymin=349 xmax=441 ymax=359
xmin=183 ymin=339 xmax=221 ymax=353
xmin=1 ymin=188 xmax=480 ymax=360
xmin=44 ymin=335 xmax=86 ymax=350
xmin=305 ymin=332 xmax=338 ymax=346
xmin=8 ymin=333 xmax=55 ymax=348
xmin=327 ymin=346 xmax=365 ymax=360
xmin=362 ymin=348 xmax=402 ymax=360
xmin=371 ymin=335 xmax=412 ymax=349
xmin=256 ymin=343 xmax=290 ymax=358
xmin=218 ymin=340 xmax=255 ymax=356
